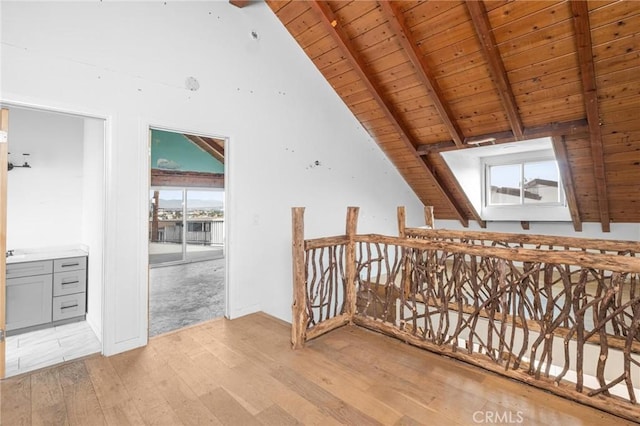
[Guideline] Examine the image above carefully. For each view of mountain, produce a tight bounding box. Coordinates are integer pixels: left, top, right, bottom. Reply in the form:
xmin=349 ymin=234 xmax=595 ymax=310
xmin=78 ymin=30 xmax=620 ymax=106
xmin=158 ymin=199 xmax=224 ymax=209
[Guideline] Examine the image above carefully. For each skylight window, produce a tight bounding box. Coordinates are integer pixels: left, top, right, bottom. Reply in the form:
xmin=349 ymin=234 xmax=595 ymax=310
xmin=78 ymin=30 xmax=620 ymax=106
xmin=441 ymin=137 xmax=571 ymax=222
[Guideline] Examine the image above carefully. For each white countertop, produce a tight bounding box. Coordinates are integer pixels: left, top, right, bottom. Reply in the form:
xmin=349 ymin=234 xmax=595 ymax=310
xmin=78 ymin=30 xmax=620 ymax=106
xmin=6 ymin=247 xmax=88 ymax=264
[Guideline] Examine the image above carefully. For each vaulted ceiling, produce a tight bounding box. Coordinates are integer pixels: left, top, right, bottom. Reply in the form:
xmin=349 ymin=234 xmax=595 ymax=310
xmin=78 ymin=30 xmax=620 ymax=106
xmin=264 ymin=0 xmax=639 ymax=231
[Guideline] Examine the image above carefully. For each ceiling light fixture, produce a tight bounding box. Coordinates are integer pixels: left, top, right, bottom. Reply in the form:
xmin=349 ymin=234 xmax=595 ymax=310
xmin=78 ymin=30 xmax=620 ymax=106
xmin=465 ymin=137 xmax=496 ymax=146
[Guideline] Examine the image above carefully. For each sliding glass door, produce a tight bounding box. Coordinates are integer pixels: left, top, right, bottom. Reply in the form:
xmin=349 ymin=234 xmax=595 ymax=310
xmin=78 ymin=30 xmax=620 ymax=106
xmin=149 ymin=188 xmax=224 ymax=265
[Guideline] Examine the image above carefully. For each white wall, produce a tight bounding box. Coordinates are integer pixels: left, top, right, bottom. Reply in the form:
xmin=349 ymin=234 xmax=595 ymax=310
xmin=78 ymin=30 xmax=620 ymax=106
xmin=5 ymin=107 xmax=84 ymax=249
xmin=1 ymin=1 xmax=423 ymax=355
xmin=82 ymin=117 xmax=105 ymax=341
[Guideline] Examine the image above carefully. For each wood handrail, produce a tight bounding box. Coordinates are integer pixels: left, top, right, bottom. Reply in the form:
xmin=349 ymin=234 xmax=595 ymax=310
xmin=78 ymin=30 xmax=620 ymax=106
xmin=405 ymin=227 xmax=640 ymax=253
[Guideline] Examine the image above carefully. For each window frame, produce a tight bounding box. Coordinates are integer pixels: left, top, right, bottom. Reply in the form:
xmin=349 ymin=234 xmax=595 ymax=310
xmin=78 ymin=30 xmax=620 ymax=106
xmin=480 ymin=149 xmax=569 ymax=221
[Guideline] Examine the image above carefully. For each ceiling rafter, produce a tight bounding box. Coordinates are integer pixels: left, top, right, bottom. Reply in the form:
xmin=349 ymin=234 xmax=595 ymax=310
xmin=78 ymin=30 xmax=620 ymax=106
xmin=551 ymin=135 xmax=582 ymax=232
xmin=185 ymin=135 xmax=225 ymax=164
xmin=308 ymin=0 xmax=476 ymax=227
xmin=379 ymin=1 xmax=464 ymax=147
xmin=229 ymin=0 xmax=250 ymax=8
xmin=416 ymin=119 xmax=589 ymax=155
xmin=570 ymin=0 xmax=610 ymax=232
xmin=426 ymin=152 xmax=487 ymax=229
xmin=466 ymin=0 xmax=524 ymax=140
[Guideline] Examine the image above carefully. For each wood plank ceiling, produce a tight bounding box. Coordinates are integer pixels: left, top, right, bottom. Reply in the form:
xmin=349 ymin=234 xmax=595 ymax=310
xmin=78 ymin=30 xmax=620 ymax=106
xmin=265 ymin=0 xmax=640 ymax=231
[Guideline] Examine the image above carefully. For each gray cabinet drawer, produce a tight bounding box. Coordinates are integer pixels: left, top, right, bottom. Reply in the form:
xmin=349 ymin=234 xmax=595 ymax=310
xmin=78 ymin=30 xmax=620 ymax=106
xmin=6 ymin=275 xmax=53 ymax=330
xmin=53 ymin=270 xmax=87 ymax=297
xmin=6 ymin=260 xmax=53 ymax=279
xmin=54 ymin=256 xmax=87 ymax=273
xmin=52 ymin=293 xmax=86 ymax=321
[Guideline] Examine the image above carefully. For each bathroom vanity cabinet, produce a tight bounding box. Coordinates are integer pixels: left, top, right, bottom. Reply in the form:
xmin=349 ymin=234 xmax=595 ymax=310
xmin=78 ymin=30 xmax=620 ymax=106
xmin=6 ymin=254 xmax=87 ymax=335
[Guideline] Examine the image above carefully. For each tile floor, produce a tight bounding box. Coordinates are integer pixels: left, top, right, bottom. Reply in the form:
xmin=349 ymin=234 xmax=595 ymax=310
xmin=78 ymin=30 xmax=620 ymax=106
xmin=5 ymin=320 xmax=101 ymax=378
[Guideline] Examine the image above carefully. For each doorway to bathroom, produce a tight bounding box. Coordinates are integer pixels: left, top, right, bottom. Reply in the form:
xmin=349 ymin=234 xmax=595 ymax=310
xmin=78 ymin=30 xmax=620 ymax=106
xmin=148 ymin=128 xmax=226 ymax=337
xmin=1 ymin=104 xmax=105 ymax=378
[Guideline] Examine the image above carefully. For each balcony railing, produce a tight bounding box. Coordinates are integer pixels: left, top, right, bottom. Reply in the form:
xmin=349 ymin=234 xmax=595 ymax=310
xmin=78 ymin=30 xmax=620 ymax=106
xmin=291 ymin=207 xmax=640 ymax=422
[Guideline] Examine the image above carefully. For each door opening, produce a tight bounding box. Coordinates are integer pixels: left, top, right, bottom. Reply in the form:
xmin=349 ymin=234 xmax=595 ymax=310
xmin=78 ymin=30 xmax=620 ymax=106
xmin=1 ymin=104 xmax=105 ymax=378
xmin=147 ymin=128 xmax=227 ymax=337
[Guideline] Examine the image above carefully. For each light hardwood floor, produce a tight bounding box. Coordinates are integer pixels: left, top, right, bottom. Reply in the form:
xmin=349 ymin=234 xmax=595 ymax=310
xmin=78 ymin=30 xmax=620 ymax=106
xmin=0 ymin=313 xmax=636 ymax=425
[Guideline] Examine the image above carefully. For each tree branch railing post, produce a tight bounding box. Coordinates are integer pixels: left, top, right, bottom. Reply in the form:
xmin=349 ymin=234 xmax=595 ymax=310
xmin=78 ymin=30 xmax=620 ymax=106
xmin=291 ymin=207 xmax=307 ymax=349
xmin=345 ymin=207 xmax=360 ymax=322
xmin=424 ymin=205 xmax=435 ymax=228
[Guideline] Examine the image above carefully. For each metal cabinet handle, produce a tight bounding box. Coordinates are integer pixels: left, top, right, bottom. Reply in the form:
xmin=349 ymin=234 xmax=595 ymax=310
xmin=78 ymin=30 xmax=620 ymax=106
xmin=61 ymin=304 xmax=79 ymax=310
xmin=61 ymin=280 xmax=80 ymax=286
xmin=61 ymin=262 xmax=80 ymax=268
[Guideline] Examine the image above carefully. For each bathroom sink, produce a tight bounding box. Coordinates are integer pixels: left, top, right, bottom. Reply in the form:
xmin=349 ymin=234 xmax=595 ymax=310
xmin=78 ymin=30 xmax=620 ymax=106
xmin=6 ymin=254 xmax=27 ymax=263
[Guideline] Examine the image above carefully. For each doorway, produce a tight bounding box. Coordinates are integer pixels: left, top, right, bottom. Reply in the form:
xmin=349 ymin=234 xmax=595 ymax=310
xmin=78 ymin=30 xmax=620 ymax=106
xmin=148 ymin=128 xmax=226 ymax=337
xmin=1 ymin=104 xmax=105 ymax=377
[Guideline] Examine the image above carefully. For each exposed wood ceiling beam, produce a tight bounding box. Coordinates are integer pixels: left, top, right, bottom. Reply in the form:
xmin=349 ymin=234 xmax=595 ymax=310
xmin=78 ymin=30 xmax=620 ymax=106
xmin=426 ymin=153 xmax=487 ymax=229
xmin=466 ymin=0 xmax=524 ymax=140
xmin=185 ymin=135 xmax=225 ymax=164
xmin=379 ymin=1 xmax=464 ymax=147
xmin=151 ymin=170 xmax=224 ymax=188
xmin=417 ymin=119 xmax=589 ymax=155
xmin=309 ymin=1 xmax=475 ymax=227
xmin=570 ymin=0 xmax=610 ymax=232
xmin=551 ymin=136 xmax=582 ymax=232
xmin=203 ymin=137 xmax=225 ymax=158
xmin=229 ymin=0 xmax=250 ymax=8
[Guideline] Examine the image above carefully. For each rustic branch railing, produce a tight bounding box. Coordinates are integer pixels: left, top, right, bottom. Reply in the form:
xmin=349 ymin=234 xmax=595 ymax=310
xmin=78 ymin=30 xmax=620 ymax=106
xmin=291 ymin=207 xmax=640 ymax=421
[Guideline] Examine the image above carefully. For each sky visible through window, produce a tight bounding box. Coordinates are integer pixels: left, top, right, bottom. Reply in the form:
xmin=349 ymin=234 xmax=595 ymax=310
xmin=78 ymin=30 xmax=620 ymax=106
xmin=490 ymin=160 xmax=558 ymax=188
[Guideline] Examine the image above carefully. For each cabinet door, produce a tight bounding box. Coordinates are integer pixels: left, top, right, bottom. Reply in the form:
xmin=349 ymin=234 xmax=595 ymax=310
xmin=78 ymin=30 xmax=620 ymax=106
xmin=6 ymin=275 xmax=53 ymax=331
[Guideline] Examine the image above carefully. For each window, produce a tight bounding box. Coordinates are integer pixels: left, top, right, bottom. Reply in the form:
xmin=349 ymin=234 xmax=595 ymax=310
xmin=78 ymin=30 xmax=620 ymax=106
xmin=480 ymin=148 xmax=569 ymax=221
xmin=440 ymin=137 xmax=572 ymax=222
xmin=487 ymin=159 xmax=562 ymax=206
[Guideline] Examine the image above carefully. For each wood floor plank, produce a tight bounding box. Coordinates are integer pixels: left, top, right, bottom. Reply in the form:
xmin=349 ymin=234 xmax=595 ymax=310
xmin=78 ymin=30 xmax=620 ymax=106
xmin=198 ymin=387 xmax=261 ymax=426
xmin=84 ymin=356 xmax=145 ymax=425
xmin=0 ymin=375 xmax=32 ymax=425
xmin=30 ymin=369 xmax=68 ymax=425
xmin=142 ymin=345 xmax=223 ymax=426
xmin=58 ymin=361 xmax=106 ymax=425
xmin=108 ymin=349 xmax=183 ymax=425
xmin=255 ymin=404 xmax=302 ymax=426
xmin=270 ymin=365 xmax=383 ymax=425
xmin=1 ymin=313 xmax=635 ymax=425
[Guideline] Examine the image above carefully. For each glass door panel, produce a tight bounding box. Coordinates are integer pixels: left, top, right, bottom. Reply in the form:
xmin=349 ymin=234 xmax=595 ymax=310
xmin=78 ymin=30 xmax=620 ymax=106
xmin=149 ymin=189 xmax=185 ymax=264
xmin=186 ymin=190 xmax=224 ymax=261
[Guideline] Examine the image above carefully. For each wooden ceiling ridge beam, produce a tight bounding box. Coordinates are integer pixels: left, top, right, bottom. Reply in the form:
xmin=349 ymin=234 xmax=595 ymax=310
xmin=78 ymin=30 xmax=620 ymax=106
xmin=570 ymin=0 xmax=611 ymax=232
xmin=416 ymin=119 xmax=589 ymax=155
xmin=466 ymin=0 xmax=524 ymax=140
xmin=379 ymin=1 xmax=464 ymax=147
xmin=309 ymin=0 xmax=475 ymax=227
xmin=551 ymin=136 xmax=582 ymax=232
